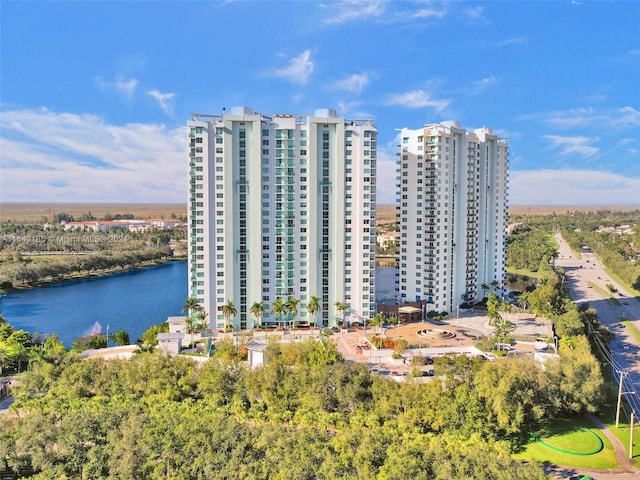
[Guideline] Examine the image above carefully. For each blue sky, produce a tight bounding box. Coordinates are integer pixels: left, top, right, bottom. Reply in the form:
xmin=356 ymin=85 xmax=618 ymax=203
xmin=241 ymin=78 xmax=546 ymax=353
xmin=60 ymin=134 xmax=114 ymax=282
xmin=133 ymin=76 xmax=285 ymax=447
xmin=1 ymin=0 xmax=639 ymax=206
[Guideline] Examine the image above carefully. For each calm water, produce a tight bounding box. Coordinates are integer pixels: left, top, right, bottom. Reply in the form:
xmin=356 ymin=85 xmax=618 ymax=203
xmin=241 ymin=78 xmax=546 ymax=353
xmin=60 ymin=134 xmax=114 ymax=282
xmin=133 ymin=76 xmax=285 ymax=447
xmin=375 ymin=265 xmax=397 ymax=303
xmin=0 ymin=261 xmax=187 ymax=346
xmin=0 ymin=261 xmax=395 ymax=346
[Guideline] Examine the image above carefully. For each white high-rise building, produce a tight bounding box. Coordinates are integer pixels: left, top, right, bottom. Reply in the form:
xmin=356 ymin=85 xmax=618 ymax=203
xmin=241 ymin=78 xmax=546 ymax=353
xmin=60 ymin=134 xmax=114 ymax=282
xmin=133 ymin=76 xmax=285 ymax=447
xmin=397 ymin=121 xmax=508 ymax=313
xmin=188 ymin=107 xmax=377 ymax=331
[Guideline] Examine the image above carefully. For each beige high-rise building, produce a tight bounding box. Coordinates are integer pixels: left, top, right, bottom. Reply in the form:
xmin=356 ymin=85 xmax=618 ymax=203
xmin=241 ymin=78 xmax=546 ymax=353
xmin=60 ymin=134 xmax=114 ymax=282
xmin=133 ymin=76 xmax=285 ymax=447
xmin=188 ymin=107 xmax=377 ymax=331
xmin=397 ymin=121 xmax=509 ymax=313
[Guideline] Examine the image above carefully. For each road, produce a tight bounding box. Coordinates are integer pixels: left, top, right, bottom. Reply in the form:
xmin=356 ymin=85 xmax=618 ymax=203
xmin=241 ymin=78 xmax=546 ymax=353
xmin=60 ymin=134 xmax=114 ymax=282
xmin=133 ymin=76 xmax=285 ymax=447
xmin=554 ymin=233 xmax=640 ymax=414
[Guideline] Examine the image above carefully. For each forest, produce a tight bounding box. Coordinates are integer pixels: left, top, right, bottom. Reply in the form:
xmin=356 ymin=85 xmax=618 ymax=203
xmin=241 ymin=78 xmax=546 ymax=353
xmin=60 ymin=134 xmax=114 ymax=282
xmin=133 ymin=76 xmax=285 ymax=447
xmin=0 ymin=212 xmax=186 ymax=290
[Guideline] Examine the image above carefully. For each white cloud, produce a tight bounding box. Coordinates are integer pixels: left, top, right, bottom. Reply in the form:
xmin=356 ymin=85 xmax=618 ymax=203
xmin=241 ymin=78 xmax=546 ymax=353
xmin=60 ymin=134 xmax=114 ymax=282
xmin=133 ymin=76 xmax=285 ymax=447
xmin=336 ymin=101 xmax=360 ymax=115
xmin=615 ymin=106 xmax=640 ymax=127
xmin=497 ymin=37 xmax=528 ymax=47
xmin=333 ymin=73 xmax=370 ymax=94
xmin=323 ymin=0 xmax=450 ymax=25
xmin=146 ymin=89 xmax=176 ymax=116
xmin=386 ymin=89 xmax=449 ymax=112
xmin=0 ymin=108 xmax=185 ymax=203
xmin=471 ymin=74 xmax=499 ymax=94
xmin=463 ymin=5 xmax=486 ymax=22
xmin=543 ymin=135 xmax=600 ymax=157
xmin=95 ymin=74 xmax=138 ymax=100
xmin=115 ymin=75 xmax=138 ymax=99
xmin=324 ymin=0 xmax=387 ymax=25
xmin=271 ymin=50 xmax=315 ymax=85
xmin=414 ymin=5 xmax=447 ymax=19
xmin=521 ymin=106 xmax=640 ymax=130
xmin=509 ymin=169 xmax=640 ymax=205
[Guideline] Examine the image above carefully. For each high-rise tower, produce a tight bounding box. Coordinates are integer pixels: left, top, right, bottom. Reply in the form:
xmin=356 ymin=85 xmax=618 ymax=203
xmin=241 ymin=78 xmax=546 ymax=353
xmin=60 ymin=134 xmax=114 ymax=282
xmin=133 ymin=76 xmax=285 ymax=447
xmin=397 ymin=121 xmax=508 ymax=313
xmin=188 ymin=107 xmax=377 ymax=331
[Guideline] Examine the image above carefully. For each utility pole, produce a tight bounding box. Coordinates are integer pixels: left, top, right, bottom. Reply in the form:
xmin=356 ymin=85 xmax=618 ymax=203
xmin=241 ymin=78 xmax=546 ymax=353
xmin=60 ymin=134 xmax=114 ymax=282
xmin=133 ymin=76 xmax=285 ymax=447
xmin=616 ymin=370 xmax=627 ymax=428
xmin=630 ymin=411 xmax=635 ymax=459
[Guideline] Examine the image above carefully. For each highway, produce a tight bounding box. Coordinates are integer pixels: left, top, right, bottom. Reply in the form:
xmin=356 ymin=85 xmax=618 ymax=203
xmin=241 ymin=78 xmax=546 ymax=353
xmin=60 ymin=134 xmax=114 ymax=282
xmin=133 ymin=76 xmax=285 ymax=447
xmin=554 ymin=233 xmax=640 ymax=419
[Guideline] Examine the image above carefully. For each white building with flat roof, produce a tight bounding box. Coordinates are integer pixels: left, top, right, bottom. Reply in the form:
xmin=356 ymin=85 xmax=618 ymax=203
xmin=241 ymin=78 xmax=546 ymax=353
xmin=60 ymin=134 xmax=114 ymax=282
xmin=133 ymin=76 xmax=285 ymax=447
xmin=188 ymin=107 xmax=377 ymax=331
xmin=397 ymin=121 xmax=508 ymax=313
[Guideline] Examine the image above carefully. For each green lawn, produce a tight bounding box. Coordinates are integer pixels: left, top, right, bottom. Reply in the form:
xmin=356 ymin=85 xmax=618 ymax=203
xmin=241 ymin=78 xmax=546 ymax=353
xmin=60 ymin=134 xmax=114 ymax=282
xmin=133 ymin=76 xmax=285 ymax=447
xmin=506 ymin=266 xmax=542 ymax=279
xmin=621 ymin=320 xmax=640 ymax=343
xmin=600 ymin=401 xmax=640 ymax=459
xmin=609 ymin=422 xmax=640 ymax=460
xmin=513 ymin=417 xmax=618 ymax=469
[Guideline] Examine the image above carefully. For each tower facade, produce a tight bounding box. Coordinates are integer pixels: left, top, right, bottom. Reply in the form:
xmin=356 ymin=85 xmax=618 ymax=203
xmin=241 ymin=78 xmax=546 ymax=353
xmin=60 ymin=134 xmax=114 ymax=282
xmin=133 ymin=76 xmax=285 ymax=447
xmin=397 ymin=121 xmax=508 ymax=313
xmin=188 ymin=107 xmax=377 ymax=331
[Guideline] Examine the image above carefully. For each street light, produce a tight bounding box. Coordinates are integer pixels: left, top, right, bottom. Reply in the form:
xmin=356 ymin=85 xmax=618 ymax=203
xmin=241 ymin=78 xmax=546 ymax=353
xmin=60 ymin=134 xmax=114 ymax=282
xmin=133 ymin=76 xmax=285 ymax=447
xmin=106 ymin=324 xmax=110 ymax=348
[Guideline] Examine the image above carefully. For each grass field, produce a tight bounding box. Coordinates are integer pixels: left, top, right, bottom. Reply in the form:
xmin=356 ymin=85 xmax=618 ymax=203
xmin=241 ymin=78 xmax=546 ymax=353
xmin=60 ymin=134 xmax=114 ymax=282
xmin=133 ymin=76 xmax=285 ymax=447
xmin=2 ymin=203 xmax=639 ymax=223
xmin=1 ymin=203 xmax=187 ymax=222
xmin=509 ymin=204 xmax=640 ymax=216
xmin=513 ymin=417 xmax=618 ymax=469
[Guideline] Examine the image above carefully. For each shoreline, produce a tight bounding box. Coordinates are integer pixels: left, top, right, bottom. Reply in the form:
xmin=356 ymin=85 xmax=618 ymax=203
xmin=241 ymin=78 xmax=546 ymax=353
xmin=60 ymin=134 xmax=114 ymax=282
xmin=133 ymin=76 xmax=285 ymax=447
xmin=0 ymin=257 xmax=187 ymax=294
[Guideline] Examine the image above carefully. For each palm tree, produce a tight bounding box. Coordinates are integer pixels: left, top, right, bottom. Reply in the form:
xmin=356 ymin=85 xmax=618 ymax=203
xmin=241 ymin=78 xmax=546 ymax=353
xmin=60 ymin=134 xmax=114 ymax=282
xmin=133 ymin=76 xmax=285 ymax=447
xmin=185 ymin=316 xmax=198 ymax=348
xmin=490 ymin=279 xmax=500 ymax=291
xmin=383 ymin=315 xmax=400 ymax=337
xmin=250 ymin=301 xmax=266 ymax=337
xmin=307 ymin=295 xmax=321 ymax=329
xmin=220 ymin=300 xmax=237 ymax=333
xmin=334 ymin=301 xmax=348 ymax=326
xmin=271 ymin=298 xmax=287 ymax=330
xmin=481 ymin=283 xmax=489 ymax=299
xmin=369 ymin=313 xmax=385 ymax=334
xmin=196 ymin=310 xmax=209 ymax=342
xmin=286 ymin=296 xmax=299 ymax=329
xmin=182 ymin=297 xmax=202 ymax=335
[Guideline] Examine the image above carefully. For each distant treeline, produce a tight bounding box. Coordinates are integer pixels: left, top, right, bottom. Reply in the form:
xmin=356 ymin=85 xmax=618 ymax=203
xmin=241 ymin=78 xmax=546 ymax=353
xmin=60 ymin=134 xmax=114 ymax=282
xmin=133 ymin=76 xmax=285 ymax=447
xmin=0 ymin=247 xmax=173 ymax=287
xmin=48 ymin=211 xmax=185 ymax=223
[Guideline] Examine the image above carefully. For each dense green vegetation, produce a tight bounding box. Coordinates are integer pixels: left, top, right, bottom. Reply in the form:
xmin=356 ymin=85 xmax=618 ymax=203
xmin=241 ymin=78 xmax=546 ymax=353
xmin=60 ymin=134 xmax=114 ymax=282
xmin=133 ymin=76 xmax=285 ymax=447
xmin=0 ymin=343 xmax=559 ymax=479
xmin=0 ymin=212 xmax=186 ymax=289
